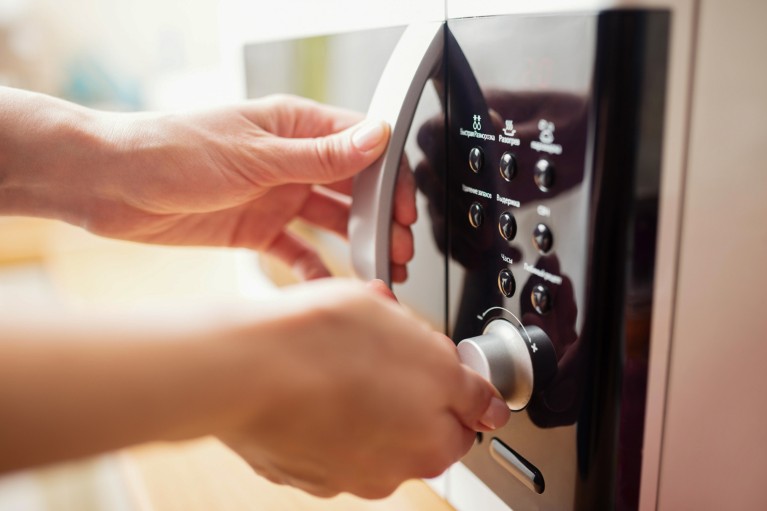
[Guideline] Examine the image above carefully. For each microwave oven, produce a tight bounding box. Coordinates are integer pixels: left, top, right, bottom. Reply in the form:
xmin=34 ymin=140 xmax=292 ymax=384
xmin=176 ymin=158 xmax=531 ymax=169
xmin=238 ymin=1 xmax=767 ymax=509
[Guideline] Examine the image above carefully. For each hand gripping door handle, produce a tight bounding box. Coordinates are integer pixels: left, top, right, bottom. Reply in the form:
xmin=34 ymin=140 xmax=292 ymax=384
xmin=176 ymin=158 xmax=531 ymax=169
xmin=349 ymin=22 xmax=444 ymax=285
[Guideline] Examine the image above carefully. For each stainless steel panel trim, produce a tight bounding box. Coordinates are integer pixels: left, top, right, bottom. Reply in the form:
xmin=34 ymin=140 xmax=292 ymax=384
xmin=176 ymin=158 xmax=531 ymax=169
xmin=489 ymin=438 xmax=545 ymax=495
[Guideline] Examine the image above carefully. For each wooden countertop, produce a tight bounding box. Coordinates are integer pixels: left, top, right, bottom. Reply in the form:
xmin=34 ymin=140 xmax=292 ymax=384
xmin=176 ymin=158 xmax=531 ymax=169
xmin=125 ymin=439 xmax=454 ymax=511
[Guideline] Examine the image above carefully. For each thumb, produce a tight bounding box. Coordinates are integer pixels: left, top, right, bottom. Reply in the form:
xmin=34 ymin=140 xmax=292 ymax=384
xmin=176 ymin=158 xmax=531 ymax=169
xmin=452 ymin=366 xmax=511 ymax=432
xmin=270 ymin=119 xmax=390 ymax=185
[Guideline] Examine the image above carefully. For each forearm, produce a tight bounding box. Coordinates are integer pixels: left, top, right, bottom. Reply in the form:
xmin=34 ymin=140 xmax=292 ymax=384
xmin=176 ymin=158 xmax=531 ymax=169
xmin=0 ymin=305 xmax=260 ymax=472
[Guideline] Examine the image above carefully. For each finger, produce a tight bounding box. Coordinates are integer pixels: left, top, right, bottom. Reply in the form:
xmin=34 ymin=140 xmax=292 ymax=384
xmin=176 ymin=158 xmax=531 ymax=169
xmin=326 ymin=156 xmax=417 ymax=216
xmin=436 ymin=332 xmax=459 ymax=352
xmin=411 ymin=415 xmax=475 ymax=480
xmin=390 ymin=264 xmax=408 ymax=284
xmin=436 ymin=420 xmax=477 ymax=477
xmin=297 ymin=188 xmax=350 ymax=238
xmin=263 ymin=119 xmax=390 ymax=186
xmin=346 ymin=480 xmax=402 ymax=500
xmin=320 ymin=177 xmax=354 ymax=196
xmin=265 ymin=231 xmax=331 ymax=281
xmin=390 ymin=222 xmax=414 ymax=265
xmin=285 ymin=477 xmax=341 ymax=499
xmin=245 ymin=95 xmax=364 ymax=138
xmin=393 ymin=156 xmax=418 ymax=226
xmin=450 ymin=365 xmax=510 ymax=432
xmin=456 ymin=425 xmax=479 ymax=460
xmin=299 ymin=486 xmax=340 ymax=499
xmin=320 ymin=154 xmax=415 ymax=205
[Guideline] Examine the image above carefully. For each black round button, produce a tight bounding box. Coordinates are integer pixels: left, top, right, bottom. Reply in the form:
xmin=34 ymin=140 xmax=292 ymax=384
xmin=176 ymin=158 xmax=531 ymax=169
xmin=469 ymin=147 xmax=484 ymax=173
xmin=468 ymin=202 xmax=484 ymax=228
xmin=498 ymin=269 xmax=516 ymax=297
xmin=531 ymin=284 xmax=552 ymax=314
xmin=534 ymin=158 xmax=555 ymax=191
xmin=498 ymin=211 xmax=517 ymax=241
xmin=532 ymin=223 xmax=553 ymax=254
xmin=499 ymin=152 xmax=517 ymax=181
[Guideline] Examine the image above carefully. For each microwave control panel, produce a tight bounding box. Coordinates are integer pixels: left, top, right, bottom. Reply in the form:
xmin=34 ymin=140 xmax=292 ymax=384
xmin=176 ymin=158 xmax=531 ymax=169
xmin=444 ymin=10 xmax=669 ymax=511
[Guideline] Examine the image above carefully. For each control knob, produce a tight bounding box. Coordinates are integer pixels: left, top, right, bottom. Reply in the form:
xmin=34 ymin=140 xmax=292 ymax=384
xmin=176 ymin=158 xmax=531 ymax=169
xmin=457 ymin=319 xmax=556 ymax=411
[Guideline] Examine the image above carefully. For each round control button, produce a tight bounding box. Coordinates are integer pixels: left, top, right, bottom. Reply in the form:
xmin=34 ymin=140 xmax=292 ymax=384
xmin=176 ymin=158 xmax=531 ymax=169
xmin=532 ymin=223 xmax=553 ymax=254
xmin=498 ymin=268 xmax=516 ymax=297
xmin=457 ymin=319 xmax=534 ymax=410
xmin=498 ymin=211 xmax=517 ymax=241
xmin=534 ymin=158 xmax=555 ymax=191
xmin=469 ymin=147 xmax=484 ymax=173
xmin=456 ymin=321 xmax=556 ymax=411
xmin=499 ymin=152 xmax=517 ymax=181
xmin=468 ymin=202 xmax=484 ymax=228
xmin=531 ymin=284 xmax=552 ymax=315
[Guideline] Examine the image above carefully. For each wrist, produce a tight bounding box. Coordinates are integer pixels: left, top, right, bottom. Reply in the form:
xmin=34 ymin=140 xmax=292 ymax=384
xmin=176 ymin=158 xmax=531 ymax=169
xmin=0 ymin=87 xmax=114 ymax=225
xmin=0 ymin=302 xmax=273 ymax=471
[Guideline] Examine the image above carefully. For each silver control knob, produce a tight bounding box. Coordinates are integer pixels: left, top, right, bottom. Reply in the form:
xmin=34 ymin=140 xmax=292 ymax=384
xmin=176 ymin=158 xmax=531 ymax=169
xmin=457 ymin=319 xmax=556 ymax=411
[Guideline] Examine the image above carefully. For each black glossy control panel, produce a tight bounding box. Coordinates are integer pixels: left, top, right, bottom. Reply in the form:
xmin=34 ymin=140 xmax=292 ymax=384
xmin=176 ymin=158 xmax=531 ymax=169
xmin=442 ymin=10 xmax=669 ymax=511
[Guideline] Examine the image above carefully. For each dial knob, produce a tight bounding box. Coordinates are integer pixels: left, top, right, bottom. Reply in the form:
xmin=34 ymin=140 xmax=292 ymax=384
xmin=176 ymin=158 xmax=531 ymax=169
xmin=457 ymin=319 xmax=555 ymax=411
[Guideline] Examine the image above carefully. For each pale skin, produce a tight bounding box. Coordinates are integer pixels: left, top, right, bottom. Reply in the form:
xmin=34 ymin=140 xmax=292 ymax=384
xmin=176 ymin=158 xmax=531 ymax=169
xmin=0 ymin=87 xmax=510 ymax=499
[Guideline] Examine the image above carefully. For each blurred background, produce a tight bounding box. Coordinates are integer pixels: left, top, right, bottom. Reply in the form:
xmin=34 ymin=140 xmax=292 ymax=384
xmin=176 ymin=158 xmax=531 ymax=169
xmin=0 ymin=0 xmax=223 ymax=108
xmin=0 ymin=1 xmax=440 ymax=509
xmin=0 ymin=2 xmax=256 ymax=509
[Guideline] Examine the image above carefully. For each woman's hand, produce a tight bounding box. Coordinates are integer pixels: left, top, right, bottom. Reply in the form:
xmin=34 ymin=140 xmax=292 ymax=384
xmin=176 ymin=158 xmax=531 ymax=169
xmin=0 ymin=279 xmax=509 ymax=498
xmin=0 ymin=89 xmax=417 ymax=281
xmin=218 ymin=279 xmax=509 ymax=499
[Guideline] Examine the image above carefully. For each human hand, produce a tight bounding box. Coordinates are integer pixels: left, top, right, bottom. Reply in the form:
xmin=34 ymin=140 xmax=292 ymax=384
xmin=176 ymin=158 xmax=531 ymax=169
xmin=218 ymin=279 xmax=509 ymax=498
xmin=0 ymin=278 xmax=505 ymax=483
xmin=0 ymin=90 xmax=416 ymax=281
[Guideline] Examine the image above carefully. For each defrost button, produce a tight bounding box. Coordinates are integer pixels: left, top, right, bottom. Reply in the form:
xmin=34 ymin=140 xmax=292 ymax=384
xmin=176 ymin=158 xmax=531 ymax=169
xmin=469 ymin=147 xmax=484 ymax=173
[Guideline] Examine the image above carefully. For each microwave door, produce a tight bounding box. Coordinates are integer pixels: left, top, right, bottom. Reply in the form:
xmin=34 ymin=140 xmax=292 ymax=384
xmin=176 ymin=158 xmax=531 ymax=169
xmin=446 ymin=11 xmax=670 ymax=511
xmin=353 ymin=11 xmax=670 ymax=510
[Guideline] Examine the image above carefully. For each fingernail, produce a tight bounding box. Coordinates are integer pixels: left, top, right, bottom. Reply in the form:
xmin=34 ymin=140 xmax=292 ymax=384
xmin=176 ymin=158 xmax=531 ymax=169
xmin=478 ymin=397 xmax=511 ymax=430
xmin=351 ymin=120 xmax=387 ymax=152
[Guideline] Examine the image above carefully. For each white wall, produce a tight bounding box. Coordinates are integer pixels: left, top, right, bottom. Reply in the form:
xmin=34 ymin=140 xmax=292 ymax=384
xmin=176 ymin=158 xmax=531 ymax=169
xmin=0 ymin=0 xmax=222 ymax=109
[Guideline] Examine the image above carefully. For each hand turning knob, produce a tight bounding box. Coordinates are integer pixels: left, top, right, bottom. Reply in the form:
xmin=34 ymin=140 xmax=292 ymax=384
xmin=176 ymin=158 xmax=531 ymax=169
xmin=457 ymin=319 xmax=555 ymax=411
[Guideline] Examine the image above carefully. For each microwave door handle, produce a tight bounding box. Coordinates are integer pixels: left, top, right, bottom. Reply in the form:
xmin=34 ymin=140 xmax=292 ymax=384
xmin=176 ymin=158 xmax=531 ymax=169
xmin=349 ymin=22 xmax=444 ymax=285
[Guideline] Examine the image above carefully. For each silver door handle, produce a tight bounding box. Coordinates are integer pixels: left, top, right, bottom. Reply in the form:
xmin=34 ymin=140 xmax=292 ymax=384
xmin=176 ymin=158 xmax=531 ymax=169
xmin=349 ymin=22 xmax=444 ymax=285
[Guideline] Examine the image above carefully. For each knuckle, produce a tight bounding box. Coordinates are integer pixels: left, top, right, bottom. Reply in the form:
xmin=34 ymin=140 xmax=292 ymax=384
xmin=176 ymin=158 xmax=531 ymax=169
xmin=306 ymin=486 xmax=340 ymax=499
xmin=412 ymin=448 xmax=452 ymax=479
xmin=355 ymin=481 xmax=400 ymax=500
xmin=313 ymin=136 xmax=341 ymax=179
